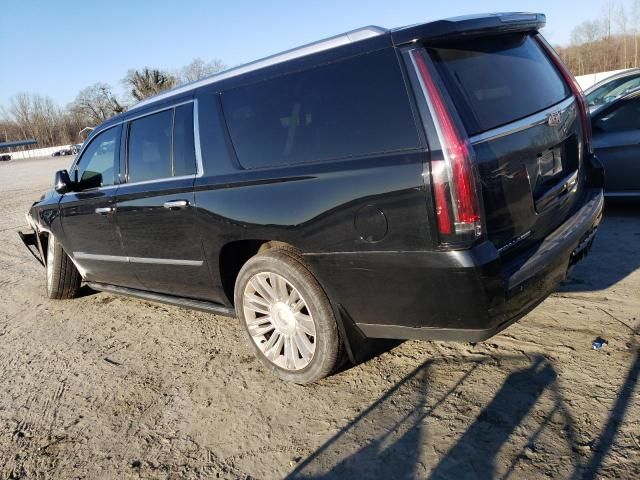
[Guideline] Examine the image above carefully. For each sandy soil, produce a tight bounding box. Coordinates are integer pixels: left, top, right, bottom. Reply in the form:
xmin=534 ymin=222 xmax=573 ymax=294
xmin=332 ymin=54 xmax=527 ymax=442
xmin=0 ymin=156 xmax=638 ymax=479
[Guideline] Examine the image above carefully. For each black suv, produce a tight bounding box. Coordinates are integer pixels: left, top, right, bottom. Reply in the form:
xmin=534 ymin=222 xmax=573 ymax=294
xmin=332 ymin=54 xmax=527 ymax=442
xmin=21 ymin=13 xmax=604 ymax=383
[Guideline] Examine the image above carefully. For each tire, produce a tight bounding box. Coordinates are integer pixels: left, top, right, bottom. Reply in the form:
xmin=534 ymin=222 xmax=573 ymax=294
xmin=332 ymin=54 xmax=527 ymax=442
xmin=234 ymin=248 xmax=341 ymax=384
xmin=46 ymin=234 xmax=81 ymax=299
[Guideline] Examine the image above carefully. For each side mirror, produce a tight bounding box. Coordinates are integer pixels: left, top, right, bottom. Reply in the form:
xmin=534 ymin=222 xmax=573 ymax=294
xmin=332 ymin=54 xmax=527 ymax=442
xmin=54 ymin=170 xmax=72 ymax=194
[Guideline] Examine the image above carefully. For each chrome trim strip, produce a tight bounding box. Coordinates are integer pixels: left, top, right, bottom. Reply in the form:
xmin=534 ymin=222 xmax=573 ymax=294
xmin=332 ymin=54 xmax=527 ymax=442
xmin=604 ymin=191 xmax=640 ymax=197
xmin=115 ymin=174 xmax=196 ymax=189
xmin=193 ymin=98 xmax=204 ymax=178
xmin=73 ymin=252 xmax=203 ymax=266
xmin=125 ymin=99 xmax=194 ymax=124
xmin=74 ymin=252 xmax=129 ymax=263
xmin=130 ymin=256 xmax=203 ymax=266
xmin=128 ymin=26 xmax=387 ymax=112
xmin=470 ymin=96 xmax=576 ymax=145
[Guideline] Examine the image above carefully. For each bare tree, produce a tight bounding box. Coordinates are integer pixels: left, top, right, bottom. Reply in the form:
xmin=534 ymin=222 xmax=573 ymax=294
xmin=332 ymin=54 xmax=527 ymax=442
xmin=178 ymin=58 xmax=226 ymax=84
xmin=571 ymin=19 xmax=605 ymax=44
xmin=70 ymin=83 xmax=125 ymax=126
xmin=603 ymin=0 xmax=616 ymax=39
xmin=5 ymin=93 xmax=69 ymax=147
xmin=616 ymin=2 xmax=629 ymax=67
xmin=123 ymin=68 xmax=177 ymax=102
xmin=632 ymin=0 xmax=640 ymax=66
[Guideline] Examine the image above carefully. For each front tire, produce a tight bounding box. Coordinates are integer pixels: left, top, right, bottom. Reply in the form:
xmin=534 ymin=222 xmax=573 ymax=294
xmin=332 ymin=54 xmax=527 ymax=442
xmin=46 ymin=234 xmax=81 ymax=299
xmin=234 ymin=249 xmax=341 ymax=384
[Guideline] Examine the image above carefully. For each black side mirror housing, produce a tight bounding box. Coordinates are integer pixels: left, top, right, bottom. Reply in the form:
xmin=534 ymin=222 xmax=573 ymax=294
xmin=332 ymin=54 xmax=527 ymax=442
xmin=54 ymin=170 xmax=72 ymax=194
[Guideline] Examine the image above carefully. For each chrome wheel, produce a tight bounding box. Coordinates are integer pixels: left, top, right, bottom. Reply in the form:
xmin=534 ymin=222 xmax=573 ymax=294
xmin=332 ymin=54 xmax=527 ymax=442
xmin=243 ymin=272 xmax=316 ymax=371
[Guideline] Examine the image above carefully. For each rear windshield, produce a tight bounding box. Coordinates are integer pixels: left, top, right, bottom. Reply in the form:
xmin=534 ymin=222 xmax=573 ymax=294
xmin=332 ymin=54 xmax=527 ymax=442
xmin=428 ymin=34 xmax=570 ymax=136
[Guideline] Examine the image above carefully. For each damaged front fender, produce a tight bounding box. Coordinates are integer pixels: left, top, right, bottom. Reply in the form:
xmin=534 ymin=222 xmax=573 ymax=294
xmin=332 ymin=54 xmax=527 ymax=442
xmin=18 ymin=212 xmax=46 ymax=267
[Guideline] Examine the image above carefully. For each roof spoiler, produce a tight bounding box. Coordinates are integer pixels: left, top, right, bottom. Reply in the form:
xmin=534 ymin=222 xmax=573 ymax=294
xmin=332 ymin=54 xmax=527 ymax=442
xmin=391 ymin=12 xmax=546 ymax=45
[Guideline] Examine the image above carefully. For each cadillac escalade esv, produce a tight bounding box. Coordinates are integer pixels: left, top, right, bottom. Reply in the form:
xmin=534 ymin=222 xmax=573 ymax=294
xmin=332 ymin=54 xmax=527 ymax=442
xmin=20 ymin=13 xmax=604 ymax=383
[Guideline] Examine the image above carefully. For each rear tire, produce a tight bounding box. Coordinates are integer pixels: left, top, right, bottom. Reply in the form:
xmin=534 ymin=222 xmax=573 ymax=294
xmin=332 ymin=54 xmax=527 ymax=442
xmin=234 ymin=249 xmax=341 ymax=384
xmin=46 ymin=234 xmax=81 ymax=299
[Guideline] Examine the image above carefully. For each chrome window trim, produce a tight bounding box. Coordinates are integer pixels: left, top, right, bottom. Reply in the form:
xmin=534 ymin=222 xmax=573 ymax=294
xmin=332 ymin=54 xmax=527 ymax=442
xmin=82 ymin=185 xmax=119 ymax=192
xmin=82 ymin=99 xmax=202 ymax=191
xmin=125 ymin=99 xmax=194 ymax=124
xmin=469 ymin=96 xmax=576 ymax=145
xmin=73 ymin=252 xmax=203 ymax=266
xmin=193 ymin=98 xmax=204 ymax=179
xmin=127 ymin=26 xmax=387 ymax=112
xmin=115 ymin=173 xmax=197 ymax=189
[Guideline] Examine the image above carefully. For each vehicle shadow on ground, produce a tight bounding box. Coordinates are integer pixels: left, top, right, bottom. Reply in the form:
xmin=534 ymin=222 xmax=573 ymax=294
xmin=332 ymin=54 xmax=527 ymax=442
xmin=287 ymin=347 xmax=639 ymax=479
xmin=76 ymin=284 xmax=98 ymax=298
xmin=575 ymin=337 xmax=639 ymax=480
xmin=560 ymin=203 xmax=640 ymax=292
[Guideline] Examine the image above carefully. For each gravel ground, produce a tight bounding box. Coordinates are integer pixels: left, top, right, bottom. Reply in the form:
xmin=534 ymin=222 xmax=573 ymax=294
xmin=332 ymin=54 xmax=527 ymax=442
xmin=0 ymin=156 xmax=638 ymax=479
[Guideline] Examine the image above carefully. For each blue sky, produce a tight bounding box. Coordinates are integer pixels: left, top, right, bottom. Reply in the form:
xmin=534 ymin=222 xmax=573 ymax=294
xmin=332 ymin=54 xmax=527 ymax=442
xmin=0 ymin=0 xmax=605 ymax=107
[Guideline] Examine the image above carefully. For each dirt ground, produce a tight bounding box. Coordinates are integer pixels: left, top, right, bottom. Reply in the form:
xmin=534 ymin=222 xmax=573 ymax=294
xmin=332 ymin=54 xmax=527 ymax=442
xmin=0 ymin=156 xmax=638 ymax=479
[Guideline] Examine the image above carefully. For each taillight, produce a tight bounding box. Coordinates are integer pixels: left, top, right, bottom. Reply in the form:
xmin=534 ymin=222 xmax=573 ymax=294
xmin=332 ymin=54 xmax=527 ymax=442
xmin=410 ymin=50 xmax=482 ymax=245
xmin=535 ymin=34 xmax=593 ymax=154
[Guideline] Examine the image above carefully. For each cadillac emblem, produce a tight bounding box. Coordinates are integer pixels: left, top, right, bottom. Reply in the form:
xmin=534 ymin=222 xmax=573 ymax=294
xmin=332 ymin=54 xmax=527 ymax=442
xmin=547 ymin=111 xmax=562 ymax=127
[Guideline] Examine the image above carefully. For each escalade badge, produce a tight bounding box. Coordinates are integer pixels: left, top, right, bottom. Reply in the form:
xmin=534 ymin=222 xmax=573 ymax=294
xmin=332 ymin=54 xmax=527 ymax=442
xmin=547 ymin=111 xmax=562 ymax=127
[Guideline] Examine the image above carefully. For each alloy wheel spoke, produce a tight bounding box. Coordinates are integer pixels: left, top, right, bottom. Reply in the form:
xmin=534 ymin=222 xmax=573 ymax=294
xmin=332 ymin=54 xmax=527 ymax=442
xmin=253 ymin=275 xmax=277 ymax=302
xmin=284 ymin=335 xmax=298 ymax=369
xmin=262 ymin=330 xmax=280 ymax=354
xmin=293 ymin=331 xmax=314 ymax=361
xmin=295 ymin=312 xmax=315 ymax=336
xmin=270 ymin=273 xmax=286 ymax=301
xmin=250 ymin=323 xmax=276 ymax=336
xmin=265 ymin=333 xmax=284 ymax=361
xmin=244 ymin=292 xmax=270 ymax=308
xmin=246 ymin=315 xmax=272 ymax=327
xmin=290 ymin=298 xmax=305 ymax=313
xmin=244 ymin=294 xmax=270 ymax=315
xmin=287 ymin=287 xmax=300 ymax=307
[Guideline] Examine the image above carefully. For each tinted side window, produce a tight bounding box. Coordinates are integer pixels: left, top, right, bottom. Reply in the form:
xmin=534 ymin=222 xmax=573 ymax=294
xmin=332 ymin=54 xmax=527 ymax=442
xmin=172 ymin=103 xmax=196 ymax=176
xmin=587 ymin=75 xmax=640 ymax=108
xmin=595 ymin=97 xmax=640 ymax=132
xmin=429 ymin=34 xmax=571 ymax=136
xmin=75 ymin=127 xmax=119 ymax=190
xmin=221 ymin=49 xmax=420 ymax=169
xmin=127 ymin=110 xmax=172 ymax=183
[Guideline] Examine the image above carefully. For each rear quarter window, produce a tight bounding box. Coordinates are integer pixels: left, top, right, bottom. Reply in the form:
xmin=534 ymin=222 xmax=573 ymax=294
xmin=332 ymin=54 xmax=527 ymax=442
xmin=429 ymin=34 xmax=571 ymax=136
xmin=221 ymin=49 xmax=420 ymax=169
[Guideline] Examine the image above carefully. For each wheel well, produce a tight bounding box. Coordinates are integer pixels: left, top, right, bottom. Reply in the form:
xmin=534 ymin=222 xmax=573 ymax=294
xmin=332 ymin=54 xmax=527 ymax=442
xmin=219 ymin=240 xmax=300 ymax=306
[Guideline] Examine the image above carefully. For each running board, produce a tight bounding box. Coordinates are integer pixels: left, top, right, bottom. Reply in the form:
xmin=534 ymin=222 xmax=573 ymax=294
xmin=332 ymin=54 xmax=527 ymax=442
xmin=86 ymin=282 xmax=236 ymax=317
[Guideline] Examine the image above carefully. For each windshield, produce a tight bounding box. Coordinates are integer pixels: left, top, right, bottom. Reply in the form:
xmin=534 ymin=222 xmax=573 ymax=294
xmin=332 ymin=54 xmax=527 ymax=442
xmin=586 ymin=74 xmax=640 ymax=109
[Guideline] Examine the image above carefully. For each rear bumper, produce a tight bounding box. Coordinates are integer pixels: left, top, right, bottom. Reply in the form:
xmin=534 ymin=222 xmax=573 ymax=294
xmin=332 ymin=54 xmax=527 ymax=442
xmin=306 ymin=186 xmax=604 ymax=342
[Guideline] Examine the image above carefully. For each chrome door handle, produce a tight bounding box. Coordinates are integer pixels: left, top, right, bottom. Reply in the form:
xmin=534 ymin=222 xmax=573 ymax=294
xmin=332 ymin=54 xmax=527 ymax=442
xmin=95 ymin=207 xmax=114 ymax=215
xmin=163 ymin=200 xmax=190 ymax=210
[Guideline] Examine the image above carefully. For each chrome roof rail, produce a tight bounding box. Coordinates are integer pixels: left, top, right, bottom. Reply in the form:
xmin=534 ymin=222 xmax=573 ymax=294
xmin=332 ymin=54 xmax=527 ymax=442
xmin=130 ymin=25 xmax=387 ymax=111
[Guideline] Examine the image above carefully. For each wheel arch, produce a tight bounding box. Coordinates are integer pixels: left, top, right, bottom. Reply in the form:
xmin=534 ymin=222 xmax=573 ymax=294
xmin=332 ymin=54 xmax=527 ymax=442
xmin=219 ymin=239 xmax=303 ymax=307
xmin=219 ymin=239 xmax=366 ymax=366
